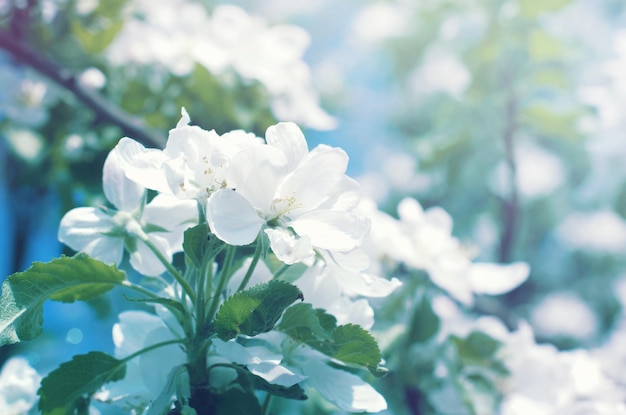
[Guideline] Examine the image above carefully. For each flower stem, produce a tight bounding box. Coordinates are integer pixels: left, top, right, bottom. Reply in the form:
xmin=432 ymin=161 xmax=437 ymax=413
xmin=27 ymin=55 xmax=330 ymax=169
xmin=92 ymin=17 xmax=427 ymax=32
xmin=121 ymin=339 xmax=184 ymax=364
xmin=272 ymin=263 xmax=290 ymax=280
xmin=237 ymin=240 xmax=264 ymax=291
xmin=143 ymin=237 xmax=196 ymax=303
xmin=120 ymin=280 xmax=162 ymax=299
xmin=261 ymin=394 xmax=273 ymax=415
xmin=206 ymin=245 xmax=236 ymax=319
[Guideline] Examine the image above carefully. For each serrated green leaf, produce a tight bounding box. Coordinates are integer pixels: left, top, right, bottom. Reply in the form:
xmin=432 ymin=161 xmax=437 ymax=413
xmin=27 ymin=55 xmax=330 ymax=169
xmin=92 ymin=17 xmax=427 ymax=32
xmin=38 ymin=351 xmax=126 ymax=414
xmin=214 ymin=281 xmax=303 ymax=340
xmin=332 ymin=324 xmax=382 ymax=370
xmin=0 ymin=253 xmax=126 ymax=346
xmin=278 ymin=304 xmax=383 ymax=374
xmin=277 ymin=303 xmax=335 ymax=348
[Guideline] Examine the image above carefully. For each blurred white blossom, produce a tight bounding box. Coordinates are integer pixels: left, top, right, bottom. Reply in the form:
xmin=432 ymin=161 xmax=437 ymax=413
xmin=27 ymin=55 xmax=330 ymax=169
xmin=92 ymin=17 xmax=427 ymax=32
xmin=0 ymin=357 xmax=41 ymax=415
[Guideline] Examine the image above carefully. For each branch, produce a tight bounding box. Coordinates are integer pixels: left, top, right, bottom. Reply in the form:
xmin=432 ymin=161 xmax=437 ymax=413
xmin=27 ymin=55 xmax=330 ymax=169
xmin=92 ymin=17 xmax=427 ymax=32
xmin=0 ymin=30 xmax=165 ymax=148
xmin=499 ymin=96 xmax=519 ymax=263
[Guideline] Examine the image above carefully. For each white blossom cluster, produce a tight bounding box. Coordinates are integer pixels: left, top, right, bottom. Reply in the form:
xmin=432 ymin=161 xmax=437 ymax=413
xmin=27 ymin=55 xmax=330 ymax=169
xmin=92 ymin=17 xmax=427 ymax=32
xmin=106 ymin=1 xmax=336 ymax=130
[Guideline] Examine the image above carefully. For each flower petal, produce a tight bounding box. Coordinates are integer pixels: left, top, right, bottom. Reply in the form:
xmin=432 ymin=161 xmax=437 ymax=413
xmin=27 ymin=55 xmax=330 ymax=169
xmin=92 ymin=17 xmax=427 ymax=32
xmin=58 ymin=207 xmax=123 ymax=265
xmin=279 ymin=145 xmax=349 ymax=212
xmin=265 ymin=228 xmax=315 ymax=265
xmin=265 ymin=122 xmax=308 ymax=170
xmin=130 ymin=235 xmax=170 ymax=276
xmin=468 ymin=262 xmax=530 ymax=295
xmin=299 ymin=353 xmax=387 ymax=413
xmin=142 ymin=194 xmax=198 ymax=251
xmin=113 ymin=137 xmax=171 ymax=193
xmin=103 ymin=150 xmax=144 ymax=212
xmin=206 ymin=189 xmax=264 ymax=245
xmin=289 ymin=210 xmax=370 ymax=251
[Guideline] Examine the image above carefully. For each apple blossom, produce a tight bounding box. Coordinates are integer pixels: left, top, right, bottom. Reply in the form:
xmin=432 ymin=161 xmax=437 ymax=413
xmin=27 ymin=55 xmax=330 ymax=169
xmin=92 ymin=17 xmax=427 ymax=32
xmin=58 ymin=149 xmax=197 ymax=276
xmin=207 ymin=122 xmax=369 ymax=264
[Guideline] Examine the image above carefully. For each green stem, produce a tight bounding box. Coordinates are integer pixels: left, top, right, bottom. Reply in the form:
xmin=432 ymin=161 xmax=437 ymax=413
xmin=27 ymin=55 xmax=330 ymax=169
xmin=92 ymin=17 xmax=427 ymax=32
xmin=121 ymin=339 xmax=185 ymax=364
xmin=120 ymin=280 xmax=162 ymax=299
xmin=237 ymin=240 xmax=264 ymax=291
xmin=261 ymin=393 xmax=273 ymax=415
xmin=272 ymin=264 xmax=290 ymax=280
xmin=206 ymin=245 xmax=236 ymax=319
xmin=143 ymin=237 xmax=196 ymax=303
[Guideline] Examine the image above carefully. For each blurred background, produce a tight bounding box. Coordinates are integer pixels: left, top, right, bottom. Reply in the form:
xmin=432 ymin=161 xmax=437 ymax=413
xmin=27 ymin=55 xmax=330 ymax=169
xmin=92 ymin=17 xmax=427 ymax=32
xmin=2 ymin=0 xmax=626 ymax=400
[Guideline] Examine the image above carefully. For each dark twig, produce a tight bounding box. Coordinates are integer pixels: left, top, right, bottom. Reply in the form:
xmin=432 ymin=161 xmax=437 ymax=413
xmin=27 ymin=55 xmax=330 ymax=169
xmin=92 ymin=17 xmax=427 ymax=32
xmin=0 ymin=30 xmax=165 ymax=148
xmin=499 ymin=96 xmax=519 ymax=263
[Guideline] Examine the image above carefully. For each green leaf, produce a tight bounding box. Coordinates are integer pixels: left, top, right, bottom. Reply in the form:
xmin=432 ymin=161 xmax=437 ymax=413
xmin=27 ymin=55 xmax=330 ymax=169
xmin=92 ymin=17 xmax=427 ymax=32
xmin=277 ymin=303 xmax=383 ymax=375
xmin=406 ymin=297 xmax=440 ymax=344
xmin=451 ymin=331 xmax=508 ymax=376
xmin=184 ymin=225 xmax=225 ymax=268
xmin=0 ymin=253 xmax=126 ymax=346
xmin=332 ymin=324 xmax=382 ymax=371
xmin=38 ymin=351 xmax=126 ymax=414
xmin=277 ymin=303 xmax=335 ymax=352
xmin=70 ymin=19 xmax=124 ymax=54
xmin=214 ymin=280 xmax=303 ymax=340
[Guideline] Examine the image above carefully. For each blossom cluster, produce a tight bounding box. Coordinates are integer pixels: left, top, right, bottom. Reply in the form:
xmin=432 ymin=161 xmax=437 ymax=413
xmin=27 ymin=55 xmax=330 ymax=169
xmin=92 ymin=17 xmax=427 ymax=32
xmin=106 ymin=2 xmax=335 ymax=130
xmin=4 ymin=109 xmax=624 ymax=414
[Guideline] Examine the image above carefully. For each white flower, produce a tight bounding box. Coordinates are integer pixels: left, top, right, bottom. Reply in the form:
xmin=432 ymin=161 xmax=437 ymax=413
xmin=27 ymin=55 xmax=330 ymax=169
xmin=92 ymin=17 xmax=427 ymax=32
xmin=99 ymin=310 xmax=187 ymax=411
xmin=207 ymin=122 xmax=369 ymax=263
xmin=396 ymin=197 xmax=529 ymax=305
xmin=107 ymin=3 xmax=335 ymax=129
xmin=114 ymin=108 xmax=261 ymax=202
xmin=58 ymin=149 xmax=198 ymax=276
xmin=0 ymin=357 xmax=41 ymax=415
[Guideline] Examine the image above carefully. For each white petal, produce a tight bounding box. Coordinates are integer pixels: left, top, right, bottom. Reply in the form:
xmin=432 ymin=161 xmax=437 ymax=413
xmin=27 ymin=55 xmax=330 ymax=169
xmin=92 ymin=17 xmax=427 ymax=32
xmin=265 ymin=122 xmax=308 ymax=170
xmin=176 ymin=107 xmax=191 ymax=128
xmin=228 ymin=145 xmax=287 ymax=211
xmin=102 ymin=150 xmax=144 ymax=212
xmin=140 ymin=326 xmax=185 ymax=395
xmin=335 ymin=269 xmax=402 ymax=298
xmin=130 ymin=235 xmax=170 ymax=276
xmin=83 ymin=237 xmax=125 ymax=267
xmin=469 ymin=262 xmax=530 ymax=295
xmin=212 ymin=338 xmax=260 ymax=366
xmin=248 ymin=361 xmax=306 ymax=387
xmin=143 ymin=194 xmax=198 ymax=251
xmin=299 ymin=356 xmax=387 ymax=413
xmin=58 ymin=207 xmax=123 ymax=265
xmin=324 ymin=249 xmax=370 ymax=272
xmin=265 ymin=228 xmax=315 ymax=265
xmin=114 ymin=137 xmax=171 ymax=193
xmin=206 ymin=189 xmax=264 ymax=245
xmin=397 ymin=197 xmax=425 ymax=225
xmin=279 ymin=145 xmax=349 ymax=212
xmin=290 ymin=210 xmax=370 ymax=251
